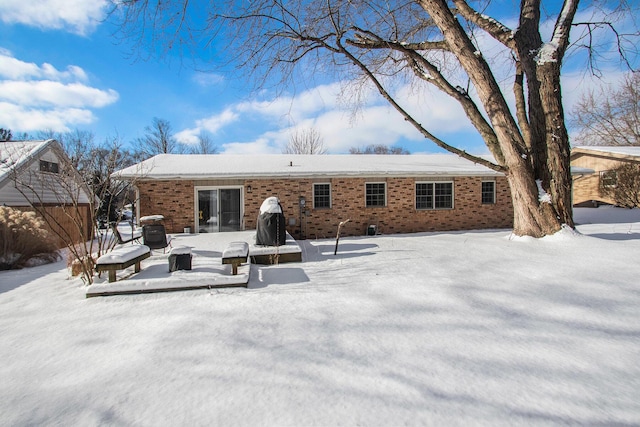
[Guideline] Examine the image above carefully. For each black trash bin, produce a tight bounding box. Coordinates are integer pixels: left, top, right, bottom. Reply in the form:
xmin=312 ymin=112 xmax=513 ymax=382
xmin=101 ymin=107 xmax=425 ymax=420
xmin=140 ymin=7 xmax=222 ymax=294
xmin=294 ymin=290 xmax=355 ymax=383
xmin=168 ymin=246 xmax=192 ymax=272
xmin=256 ymin=197 xmax=286 ymax=246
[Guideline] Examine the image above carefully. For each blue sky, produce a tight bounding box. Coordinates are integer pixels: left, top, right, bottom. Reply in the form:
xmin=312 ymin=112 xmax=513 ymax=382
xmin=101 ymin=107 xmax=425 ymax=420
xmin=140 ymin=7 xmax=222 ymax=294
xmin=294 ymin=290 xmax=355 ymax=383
xmin=0 ymin=0 xmax=634 ymax=155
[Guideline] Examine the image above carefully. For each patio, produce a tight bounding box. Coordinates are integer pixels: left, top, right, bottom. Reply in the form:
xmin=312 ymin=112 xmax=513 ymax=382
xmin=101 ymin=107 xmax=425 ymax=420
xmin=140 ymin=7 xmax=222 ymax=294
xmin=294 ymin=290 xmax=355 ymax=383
xmin=85 ymin=231 xmax=302 ymax=297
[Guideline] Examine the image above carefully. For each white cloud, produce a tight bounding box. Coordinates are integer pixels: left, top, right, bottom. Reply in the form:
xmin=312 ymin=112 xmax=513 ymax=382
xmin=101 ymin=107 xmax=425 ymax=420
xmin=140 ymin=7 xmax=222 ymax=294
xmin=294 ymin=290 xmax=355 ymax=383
xmin=245 ymin=80 xmax=474 ymax=152
xmin=235 ymin=82 xmax=344 ymax=122
xmin=196 ymin=109 xmax=239 ymax=133
xmin=0 ymin=50 xmax=119 ymax=133
xmin=221 ymin=138 xmax=275 ymax=154
xmin=192 ymin=72 xmax=225 ymax=87
xmin=0 ymin=81 xmax=118 ymax=108
xmin=175 ymin=109 xmax=240 ymax=144
xmin=0 ymin=52 xmax=88 ymax=82
xmin=178 ymin=78 xmax=478 ymax=154
xmin=0 ymin=102 xmax=95 ymax=132
xmin=175 ymin=129 xmax=200 ymax=145
xmin=0 ymin=0 xmax=108 ymax=35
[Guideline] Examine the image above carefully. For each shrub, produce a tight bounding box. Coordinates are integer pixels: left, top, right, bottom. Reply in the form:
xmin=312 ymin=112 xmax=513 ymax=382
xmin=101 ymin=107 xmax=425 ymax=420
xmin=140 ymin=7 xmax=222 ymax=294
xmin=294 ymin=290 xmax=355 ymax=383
xmin=600 ymin=163 xmax=640 ymax=208
xmin=0 ymin=206 xmax=60 ymax=270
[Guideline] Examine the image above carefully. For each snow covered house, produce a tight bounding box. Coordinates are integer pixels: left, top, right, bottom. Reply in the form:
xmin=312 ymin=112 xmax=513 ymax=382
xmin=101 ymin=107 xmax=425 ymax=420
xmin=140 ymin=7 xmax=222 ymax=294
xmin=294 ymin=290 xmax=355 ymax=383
xmin=571 ymin=146 xmax=640 ymax=207
xmin=0 ymin=139 xmax=93 ymax=247
xmin=113 ymin=154 xmax=514 ymax=239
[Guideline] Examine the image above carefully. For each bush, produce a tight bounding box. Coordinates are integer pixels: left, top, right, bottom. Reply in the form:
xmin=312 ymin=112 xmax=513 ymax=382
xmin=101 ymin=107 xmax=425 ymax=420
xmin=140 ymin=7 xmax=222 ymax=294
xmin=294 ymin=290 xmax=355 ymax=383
xmin=0 ymin=207 xmax=60 ymax=270
xmin=600 ymin=163 xmax=640 ymax=208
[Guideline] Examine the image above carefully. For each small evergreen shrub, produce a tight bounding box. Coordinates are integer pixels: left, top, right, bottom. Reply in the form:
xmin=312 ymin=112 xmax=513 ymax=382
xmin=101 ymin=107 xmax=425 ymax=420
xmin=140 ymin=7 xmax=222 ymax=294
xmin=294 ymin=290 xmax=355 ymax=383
xmin=0 ymin=206 xmax=60 ymax=270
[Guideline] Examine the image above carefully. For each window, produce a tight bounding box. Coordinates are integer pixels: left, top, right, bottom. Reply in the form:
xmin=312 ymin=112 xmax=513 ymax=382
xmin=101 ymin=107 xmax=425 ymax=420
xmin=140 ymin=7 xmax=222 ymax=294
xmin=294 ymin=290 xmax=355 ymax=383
xmin=415 ymin=183 xmax=433 ymax=209
xmin=416 ymin=182 xmax=453 ymax=209
xmin=366 ymin=182 xmax=386 ymax=207
xmin=481 ymin=181 xmax=496 ymax=204
xmin=313 ymin=183 xmax=331 ymax=208
xmin=39 ymin=160 xmax=59 ymax=173
xmin=600 ymin=170 xmax=617 ymax=188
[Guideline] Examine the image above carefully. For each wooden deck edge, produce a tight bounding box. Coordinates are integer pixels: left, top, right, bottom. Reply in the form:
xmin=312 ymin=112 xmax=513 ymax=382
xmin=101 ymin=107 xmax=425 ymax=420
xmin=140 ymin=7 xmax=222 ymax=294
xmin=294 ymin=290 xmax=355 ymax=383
xmin=251 ymin=251 xmax=302 ymax=265
xmin=86 ymin=280 xmax=248 ymax=298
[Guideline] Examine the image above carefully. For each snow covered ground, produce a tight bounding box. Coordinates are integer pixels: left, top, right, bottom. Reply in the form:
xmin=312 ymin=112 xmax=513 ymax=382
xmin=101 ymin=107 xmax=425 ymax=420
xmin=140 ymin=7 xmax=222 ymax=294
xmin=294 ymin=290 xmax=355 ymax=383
xmin=1 ymin=206 xmax=639 ymax=426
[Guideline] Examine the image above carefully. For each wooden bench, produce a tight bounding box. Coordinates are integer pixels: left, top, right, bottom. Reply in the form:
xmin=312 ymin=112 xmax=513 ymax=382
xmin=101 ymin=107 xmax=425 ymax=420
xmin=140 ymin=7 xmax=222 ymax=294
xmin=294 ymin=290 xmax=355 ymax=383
xmin=96 ymin=245 xmax=151 ymax=283
xmin=222 ymin=241 xmax=250 ymax=275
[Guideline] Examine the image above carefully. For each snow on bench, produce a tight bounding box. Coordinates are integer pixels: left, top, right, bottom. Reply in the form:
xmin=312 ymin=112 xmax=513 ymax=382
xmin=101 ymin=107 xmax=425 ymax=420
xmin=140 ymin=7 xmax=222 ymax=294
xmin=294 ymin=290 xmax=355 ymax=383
xmin=222 ymin=241 xmax=250 ymax=275
xmin=96 ymin=245 xmax=151 ymax=283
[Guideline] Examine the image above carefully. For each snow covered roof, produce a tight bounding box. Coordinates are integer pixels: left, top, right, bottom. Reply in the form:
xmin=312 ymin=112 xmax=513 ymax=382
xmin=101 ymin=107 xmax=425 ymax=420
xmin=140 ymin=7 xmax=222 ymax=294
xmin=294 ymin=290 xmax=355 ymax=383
xmin=114 ymin=154 xmax=502 ymax=180
xmin=0 ymin=140 xmax=51 ymax=185
xmin=572 ymin=146 xmax=640 ymax=159
xmin=570 ymin=166 xmax=594 ymax=175
xmin=0 ymin=139 xmax=95 ymax=205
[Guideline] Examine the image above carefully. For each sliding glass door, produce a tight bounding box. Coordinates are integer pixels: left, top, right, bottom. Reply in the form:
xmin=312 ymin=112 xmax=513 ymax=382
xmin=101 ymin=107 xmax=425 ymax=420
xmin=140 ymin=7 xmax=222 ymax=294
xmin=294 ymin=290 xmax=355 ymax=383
xmin=219 ymin=188 xmax=242 ymax=231
xmin=196 ymin=187 xmax=242 ymax=233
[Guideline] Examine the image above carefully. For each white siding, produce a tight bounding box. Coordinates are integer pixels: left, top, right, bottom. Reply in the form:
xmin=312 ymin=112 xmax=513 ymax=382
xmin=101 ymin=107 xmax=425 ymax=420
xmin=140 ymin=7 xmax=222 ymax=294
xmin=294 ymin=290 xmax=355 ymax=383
xmin=0 ymin=146 xmax=90 ymax=206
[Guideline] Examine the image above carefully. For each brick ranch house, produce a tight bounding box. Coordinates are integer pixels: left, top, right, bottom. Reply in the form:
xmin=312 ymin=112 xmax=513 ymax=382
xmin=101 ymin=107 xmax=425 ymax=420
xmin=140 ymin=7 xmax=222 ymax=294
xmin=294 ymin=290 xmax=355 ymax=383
xmin=571 ymin=146 xmax=640 ymax=207
xmin=114 ymin=154 xmax=514 ymax=239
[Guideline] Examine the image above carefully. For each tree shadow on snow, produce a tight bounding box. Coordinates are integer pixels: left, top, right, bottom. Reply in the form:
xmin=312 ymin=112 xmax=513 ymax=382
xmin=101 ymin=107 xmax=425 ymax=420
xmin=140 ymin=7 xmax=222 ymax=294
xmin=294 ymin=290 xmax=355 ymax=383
xmin=584 ymin=232 xmax=640 ymax=241
xmin=249 ymin=267 xmax=310 ymax=289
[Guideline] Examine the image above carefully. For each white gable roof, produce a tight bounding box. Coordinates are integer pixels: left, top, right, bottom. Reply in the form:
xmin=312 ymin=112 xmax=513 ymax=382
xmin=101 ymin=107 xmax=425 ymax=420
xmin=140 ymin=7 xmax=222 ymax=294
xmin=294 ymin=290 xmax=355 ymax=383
xmin=0 ymin=140 xmax=50 ymax=185
xmin=0 ymin=139 xmax=93 ymax=205
xmin=114 ymin=154 xmax=502 ymax=180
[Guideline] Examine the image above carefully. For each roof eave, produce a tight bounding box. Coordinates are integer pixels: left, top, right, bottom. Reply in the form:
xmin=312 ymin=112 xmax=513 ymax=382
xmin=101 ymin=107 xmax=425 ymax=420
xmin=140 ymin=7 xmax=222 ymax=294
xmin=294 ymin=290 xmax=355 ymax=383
xmin=116 ymin=170 xmax=504 ymax=181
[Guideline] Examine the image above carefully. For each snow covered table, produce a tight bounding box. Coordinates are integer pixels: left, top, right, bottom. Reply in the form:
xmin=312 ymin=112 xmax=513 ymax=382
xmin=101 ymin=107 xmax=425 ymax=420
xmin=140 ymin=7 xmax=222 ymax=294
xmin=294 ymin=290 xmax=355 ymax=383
xmin=222 ymin=241 xmax=250 ymax=275
xmin=95 ymin=245 xmax=151 ymax=283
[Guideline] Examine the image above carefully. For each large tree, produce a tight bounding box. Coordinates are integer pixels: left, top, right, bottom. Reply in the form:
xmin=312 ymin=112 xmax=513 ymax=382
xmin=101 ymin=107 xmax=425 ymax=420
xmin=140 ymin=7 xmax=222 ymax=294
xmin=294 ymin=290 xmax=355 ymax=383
xmin=112 ymin=0 xmax=638 ymax=236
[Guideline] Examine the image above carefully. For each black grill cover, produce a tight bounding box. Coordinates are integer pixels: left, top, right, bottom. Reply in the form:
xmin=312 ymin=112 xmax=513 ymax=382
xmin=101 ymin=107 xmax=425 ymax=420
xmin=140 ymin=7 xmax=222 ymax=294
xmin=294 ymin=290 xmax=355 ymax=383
xmin=256 ymin=197 xmax=286 ymax=246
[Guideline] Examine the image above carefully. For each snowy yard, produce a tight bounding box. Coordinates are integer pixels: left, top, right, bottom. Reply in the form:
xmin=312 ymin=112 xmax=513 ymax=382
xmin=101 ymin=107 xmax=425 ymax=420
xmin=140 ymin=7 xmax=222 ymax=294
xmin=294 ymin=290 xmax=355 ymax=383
xmin=1 ymin=207 xmax=639 ymax=426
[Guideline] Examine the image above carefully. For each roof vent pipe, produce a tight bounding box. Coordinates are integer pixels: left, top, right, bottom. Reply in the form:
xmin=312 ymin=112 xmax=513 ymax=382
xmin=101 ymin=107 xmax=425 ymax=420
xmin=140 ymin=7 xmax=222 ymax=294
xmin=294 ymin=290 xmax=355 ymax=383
xmin=289 ymin=161 xmax=293 ymax=166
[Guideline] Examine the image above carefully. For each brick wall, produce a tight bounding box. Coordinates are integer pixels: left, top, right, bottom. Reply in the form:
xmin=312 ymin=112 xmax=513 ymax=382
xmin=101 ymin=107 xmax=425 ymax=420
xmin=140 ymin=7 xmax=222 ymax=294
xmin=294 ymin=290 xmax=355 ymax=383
xmin=243 ymin=175 xmax=512 ymax=239
xmin=136 ymin=176 xmax=513 ymax=237
xmin=137 ymin=180 xmax=194 ymax=233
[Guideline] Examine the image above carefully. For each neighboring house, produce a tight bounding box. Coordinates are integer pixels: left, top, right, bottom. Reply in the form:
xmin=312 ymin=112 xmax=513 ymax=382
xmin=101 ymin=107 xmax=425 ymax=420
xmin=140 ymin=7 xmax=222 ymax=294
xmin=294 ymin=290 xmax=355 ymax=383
xmin=571 ymin=146 xmax=640 ymax=206
xmin=0 ymin=139 xmax=93 ymax=247
xmin=114 ymin=154 xmax=513 ymax=239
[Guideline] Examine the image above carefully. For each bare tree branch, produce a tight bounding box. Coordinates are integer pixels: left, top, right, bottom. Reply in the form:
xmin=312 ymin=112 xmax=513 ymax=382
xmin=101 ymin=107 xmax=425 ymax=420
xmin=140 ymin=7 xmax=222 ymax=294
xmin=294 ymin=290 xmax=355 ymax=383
xmin=283 ymin=127 xmax=328 ymax=154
